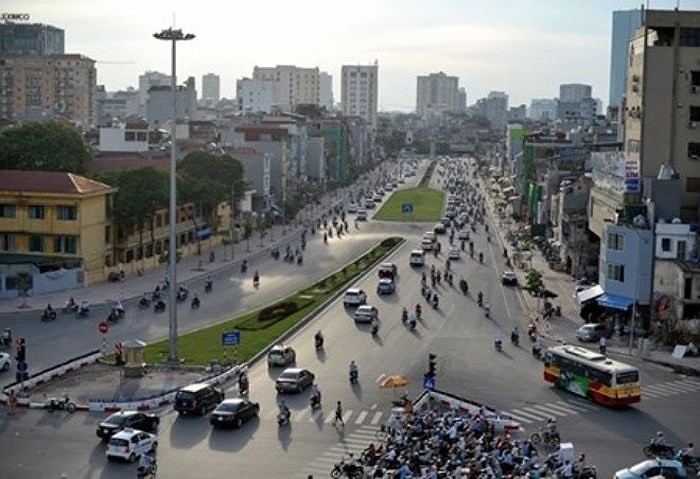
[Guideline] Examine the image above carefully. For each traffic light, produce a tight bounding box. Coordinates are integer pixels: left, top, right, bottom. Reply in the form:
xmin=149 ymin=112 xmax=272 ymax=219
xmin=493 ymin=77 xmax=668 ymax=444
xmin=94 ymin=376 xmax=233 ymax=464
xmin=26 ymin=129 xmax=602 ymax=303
xmin=426 ymin=353 xmax=437 ymax=378
xmin=16 ymin=337 xmax=26 ymax=362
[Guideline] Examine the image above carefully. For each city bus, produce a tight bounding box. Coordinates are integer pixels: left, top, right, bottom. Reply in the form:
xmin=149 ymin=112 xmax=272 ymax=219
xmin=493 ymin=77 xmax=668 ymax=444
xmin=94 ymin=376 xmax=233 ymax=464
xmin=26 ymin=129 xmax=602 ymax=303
xmin=543 ymin=345 xmax=641 ymax=407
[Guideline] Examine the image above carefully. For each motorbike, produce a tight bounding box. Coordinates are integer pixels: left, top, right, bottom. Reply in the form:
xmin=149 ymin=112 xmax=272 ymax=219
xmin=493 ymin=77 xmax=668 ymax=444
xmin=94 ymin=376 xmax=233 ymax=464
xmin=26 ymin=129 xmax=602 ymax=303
xmin=41 ymin=310 xmax=57 ymax=322
xmin=76 ymin=307 xmax=90 ymax=318
xmin=494 ymin=338 xmax=503 ymax=352
xmin=45 ymin=394 xmax=77 ymax=413
xmin=528 ymin=323 xmax=538 ymax=341
xmin=349 ymin=370 xmax=359 ymax=384
xmin=138 ymin=296 xmax=152 ymax=310
xmin=673 ymin=449 xmax=700 ymax=472
xmin=204 ymin=280 xmax=213 ymax=293
xmin=459 ymin=279 xmax=468 ymax=295
xmin=408 ymin=317 xmax=417 ymax=331
xmin=107 ymin=308 xmax=123 ymax=324
xmin=532 ymin=343 xmax=543 ymax=359
xmin=330 ymin=458 xmax=363 ymax=479
xmin=310 ymin=393 xmax=321 ymax=410
xmin=642 ymin=442 xmax=675 ymax=459
xmin=511 ymin=332 xmax=520 ymax=347
xmin=176 ymin=288 xmax=188 ymax=302
xmin=62 ymin=301 xmax=79 ymax=314
xmin=136 ymin=463 xmax=157 ymax=479
xmin=431 ymin=295 xmax=439 ymax=309
xmin=238 ymin=378 xmax=249 ymax=396
xmin=371 ymin=322 xmax=379 ymax=336
xmin=530 ymin=429 xmax=561 ymax=448
xmin=277 ymin=410 xmax=290 ymax=426
xmin=191 ymin=297 xmax=200 ymax=309
xmin=401 ymin=309 xmax=409 ymax=324
xmin=271 ymin=249 xmax=280 ymax=260
xmin=154 ymin=300 xmax=166 ymax=313
xmin=314 ymin=335 xmax=324 ymax=350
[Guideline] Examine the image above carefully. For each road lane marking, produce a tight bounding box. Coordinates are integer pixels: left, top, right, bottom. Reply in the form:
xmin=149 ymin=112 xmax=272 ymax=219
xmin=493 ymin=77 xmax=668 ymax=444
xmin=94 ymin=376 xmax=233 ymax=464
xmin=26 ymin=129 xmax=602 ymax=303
xmin=354 ymin=411 xmax=368 ymax=424
xmin=543 ymin=402 xmax=579 ymax=414
xmin=505 ymin=412 xmax=533 ymax=424
xmin=528 ymin=404 xmax=568 ymax=417
xmin=510 ymin=408 xmax=547 ymax=421
xmin=370 ymin=411 xmax=383 ymax=425
xmin=559 ymin=400 xmax=596 ymax=412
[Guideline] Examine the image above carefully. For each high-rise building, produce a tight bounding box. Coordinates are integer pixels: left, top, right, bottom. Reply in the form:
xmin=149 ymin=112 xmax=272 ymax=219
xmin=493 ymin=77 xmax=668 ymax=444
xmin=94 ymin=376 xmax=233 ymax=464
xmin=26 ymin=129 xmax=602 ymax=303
xmin=609 ymin=9 xmax=643 ymax=108
xmin=484 ymin=91 xmax=508 ymax=133
xmin=253 ymin=65 xmax=320 ymax=112
xmin=236 ymin=77 xmax=275 ymax=113
xmin=0 ymin=21 xmax=65 ymax=56
xmin=201 ymin=73 xmax=220 ymax=102
xmin=559 ymin=84 xmax=592 ymax=103
xmin=146 ymin=77 xmax=197 ymax=125
xmin=458 ymin=87 xmax=467 ymax=113
xmin=319 ymin=71 xmax=333 ymax=111
xmin=415 ymin=71 xmax=460 ymax=116
xmin=0 ymin=54 xmax=96 ymax=126
xmin=625 ymin=9 xmax=700 ymax=221
xmin=138 ymin=71 xmax=171 ymax=114
xmin=529 ymin=98 xmax=558 ymax=121
xmin=341 ymin=63 xmax=379 ymax=128
xmin=558 ymin=84 xmax=594 ymax=123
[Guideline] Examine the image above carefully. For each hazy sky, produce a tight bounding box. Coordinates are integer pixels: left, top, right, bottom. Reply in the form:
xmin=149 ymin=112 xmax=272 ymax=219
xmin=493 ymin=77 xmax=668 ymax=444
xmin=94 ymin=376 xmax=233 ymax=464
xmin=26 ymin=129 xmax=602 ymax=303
xmin=15 ymin=0 xmax=700 ymax=111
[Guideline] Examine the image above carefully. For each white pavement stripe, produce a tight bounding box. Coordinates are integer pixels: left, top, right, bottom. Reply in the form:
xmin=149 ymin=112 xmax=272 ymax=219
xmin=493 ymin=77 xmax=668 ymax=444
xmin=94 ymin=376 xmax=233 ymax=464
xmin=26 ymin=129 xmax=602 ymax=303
xmin=355 ymin=411 xmax=368 ymax=424
xmin=642 ymin=391 xmax=663 ymax=398
xmin=370 ymin=411 xmax=383 ymax=425
xmin=667 ymin=381 xmax=700 ymax=392
xmin=527 ymin=404 xmax=568 ymax=417
xmin=678 ymin=380 xmax=700 ymax=389
xmin=504 ymin=412 xmax=533 ymax=424
xmin=510 ymin=408 xmax=548 ymax=421
xmin=563 ymin=398 xmax=597 ymax=410
xmin=342 ymin=411 xmax=353 ymax=424
xmin=642 ymin=385 xmax=674 ymax=396
xmin=543 ymin=402 xmax=579 ymax=414
xmin=557 ymin=401 xmax=593 ymax=413
xmin=295 ymin=408 xmax=311 ymax=422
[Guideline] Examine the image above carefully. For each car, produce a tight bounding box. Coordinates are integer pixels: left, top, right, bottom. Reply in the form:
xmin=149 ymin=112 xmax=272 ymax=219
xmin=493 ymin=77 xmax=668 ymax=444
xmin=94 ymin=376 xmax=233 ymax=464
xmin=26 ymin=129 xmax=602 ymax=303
xmin=445 ymin=209 xmax=456 ymax=219
xmin=398 ymin=178 xmax=405 ymax=183
xmin=105 ymin=428 xmax=157 ymax=462
xmin=377 ymin=278 xmax=396 ymax=295
xmin=96 ymin=411 xmax=159 ymax=442
xmin=421 ymin=238 xmax=434 ymax=251
xmin=0 ymin=352 xmax=10 ymax=372
xmin=501 ymin=271 xmax=518 ymax=286
xmin=356 ymin=208 xmax=368 ymax=221
xmin=343 ymin=288 xmax=367 ymax=307
xmin=614 ymin=459 xmax=687 ymax=479
xmin=373 ymin=195 xmax=383 ymax=203
xmin=378 ymin=262 xmax=397 ymax=280
xmin=447 ymin=246 xmax=460 ymax=260
xmin=267 ymin=344 xmax=296 ymax=367
xmin=364 ymin=200 xmax=375 ymax=209
xmin=440 ymin=216 xmax=452 ymax=227
xmin=354 ymin=305 xmax=379 ymax=323
xmin=433 ymin=223 xmax=447 ymax=234
xmin=346 ymin=203 xmax=358 ymax=214
xmin=209 ymin=398 xmax=260 ymax=428
xmin=409 ymin=250 xmax=425 ymax=267
xmin=275 ymin=368 xmax=315 ymax=393
xmin=423 ymin=231 xmax=436 ymax=243
xmin=458 ymin=229 xmax=470 ymax=241
xmin=174 ymin=382 xmax=225 ymax=416
xmin=576 ymin=323 xmax=607 ymax=342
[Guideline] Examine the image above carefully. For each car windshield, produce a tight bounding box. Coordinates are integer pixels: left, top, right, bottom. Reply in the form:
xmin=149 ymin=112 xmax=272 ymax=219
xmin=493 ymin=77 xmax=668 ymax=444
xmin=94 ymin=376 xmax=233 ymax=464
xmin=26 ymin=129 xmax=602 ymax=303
xmin=104 ymin=415 xmax=127 ymax=425
xmin=628 ymin=462 xmax=652 ymax=475
xmin=616 ymin=370 xmax=639 ymax=384
xmin=175 ymin=391 xmax=195 ymax=401
xmin=217 ymin=402 xmax=241 ymax=412
xmin=109 ymin=438 xmax=128 ymax=447
xmin=278 ymin=371 xmax=298 ymax=380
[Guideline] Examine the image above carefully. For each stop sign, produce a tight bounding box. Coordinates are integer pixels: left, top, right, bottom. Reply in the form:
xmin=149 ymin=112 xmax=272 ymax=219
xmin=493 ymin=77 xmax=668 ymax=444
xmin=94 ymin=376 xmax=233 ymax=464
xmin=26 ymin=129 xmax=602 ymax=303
xmin=98 ymin=321 xmax=108 ymax=334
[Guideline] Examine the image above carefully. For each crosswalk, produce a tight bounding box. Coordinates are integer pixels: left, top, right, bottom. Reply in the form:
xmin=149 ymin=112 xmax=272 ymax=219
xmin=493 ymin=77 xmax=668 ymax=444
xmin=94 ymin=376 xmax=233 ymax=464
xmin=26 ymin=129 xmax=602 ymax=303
xmin=295 ymin=424 xmax=380 ymax=478
xmin=261 ymin=405 xmax=387 ymax=426
xmin=640 ymin=378 xmax=700 ymax=398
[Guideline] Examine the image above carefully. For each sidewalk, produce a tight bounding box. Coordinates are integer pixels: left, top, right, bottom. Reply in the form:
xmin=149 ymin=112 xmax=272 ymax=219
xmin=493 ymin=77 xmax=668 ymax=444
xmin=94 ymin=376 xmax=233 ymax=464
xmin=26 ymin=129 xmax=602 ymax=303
xmin=480 ymin=176 xmax=700 ymax=376
xmin=0 ymin=188 xmax=353 ymax=317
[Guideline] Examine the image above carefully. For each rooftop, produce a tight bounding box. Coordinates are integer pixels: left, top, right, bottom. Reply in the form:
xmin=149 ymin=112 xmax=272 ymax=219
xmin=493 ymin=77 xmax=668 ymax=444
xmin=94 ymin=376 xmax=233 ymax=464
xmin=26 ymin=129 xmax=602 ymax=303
xmin=0 ymin=170 xmax=115 ymax=195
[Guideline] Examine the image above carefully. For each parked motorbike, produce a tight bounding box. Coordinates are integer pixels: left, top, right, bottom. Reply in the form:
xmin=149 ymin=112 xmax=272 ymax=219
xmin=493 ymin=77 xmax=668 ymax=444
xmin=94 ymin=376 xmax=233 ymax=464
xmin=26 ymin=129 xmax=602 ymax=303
xmin=45 ymin=394 xmax=77 ymax=413
xmin=191 ymin=297 xmax=200 ymax=309
xmin=154 ymin=300 xmax=166 ymax=313
xmin=204 ymin=280 xmax=213 ymax=293
xmin=138 ymin=296 xmax=152 ymax=310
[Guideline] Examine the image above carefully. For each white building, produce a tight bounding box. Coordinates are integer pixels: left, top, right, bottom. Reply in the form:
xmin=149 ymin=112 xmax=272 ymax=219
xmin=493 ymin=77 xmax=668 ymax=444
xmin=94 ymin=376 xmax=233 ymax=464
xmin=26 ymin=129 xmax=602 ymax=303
xmin=98 ymin=121 xmax=150 ymax=152
xmin=146 ymin=77 xmax=197 ymax=126
xmin=201 ymin=73 xmax=220 ymax=102
xmin=236 ymin=78 xmax=275 ymax=113
xmin=341 ymin=62 xmax=379 ymax=128
xmin=560 ymin=84 xmax=592 ymax=103
xmin=485 ymin=91 xmax=508 ymax=133
xmin=609 ymin=9 xmax=642 ymax=108
xmin=529 ymin=98 xmax=558 ymax=121
xmin=253 ymin=65 xmax=320 ymax=112
xmin=319 ymin=71 xmax=333 ymax=111
xmin=138 ymin=71 xmax=171 ymax=114
xmin=415 ymin=71 xmax=460 ymax=116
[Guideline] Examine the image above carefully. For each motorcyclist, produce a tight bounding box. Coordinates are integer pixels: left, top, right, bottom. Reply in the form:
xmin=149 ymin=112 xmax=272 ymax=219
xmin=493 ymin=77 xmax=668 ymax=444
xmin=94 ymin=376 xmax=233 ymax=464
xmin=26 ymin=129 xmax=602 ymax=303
xmin=650 ymin=431 xmax=667 ymax=452
xmin=191 ymin=292 xmax=200 ymax=308
xmin=431 ymin=292 xmax=439 ymax=308
xmin=137 ymin=450 xmax=156 ymax=476
xmin=238 ymin=371 xmax=249 ymax=393
xmin=349 ymin=360 xmax=359 ymax=380
xmin=79 ymin=300 xmax=90 ymax=315
xmin=114 ymin=300 xmax=125 ymax=316
xmin=546 ymin=417 xmax=559 ymax=442
xmin=479 ymin=252 xmax=484 ymax=263
xmin=278 ymin=400 xmax=290 ymax=421
xmin=253 ymin=271 xmax=260 ymax=287
xmin=511 ymin=327 xmax=520 ymax=344
xmin=477 ymin=291 xmax=483 ymax=306
xmin=205 ymin=275 xmax=213 ymax=290
xmin=681 ymin=443 xmax=695 ymax=466
xmin=370 ymin=317 xmax=379 ymax=335
xmin=43 ymin=304 xmax=55 ymax=319
xmin=484 ymin=302 xmax=491 ymax=317
xmin=314 ymin=330 xmax=324 ymax=348
xmin=311 ymin=384 xmax=321 ymax=407
xmin=414 ymin=303 xmax=422 ymax=319
xmin=343 ymin=453 xmax=361 ymax=477
xmin=494 ymin=331 xmax=503 ymax=350
xmin=532 ymin=337 xmax=543 ymax=358
xmin=401 ymin=306 xmax=408 ymax=323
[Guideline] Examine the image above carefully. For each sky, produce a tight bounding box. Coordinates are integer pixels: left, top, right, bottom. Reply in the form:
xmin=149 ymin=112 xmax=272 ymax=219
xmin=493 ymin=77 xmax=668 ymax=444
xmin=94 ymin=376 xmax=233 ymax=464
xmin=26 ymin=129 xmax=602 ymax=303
xmin=13 ymin=0 xmax=700 ymax=111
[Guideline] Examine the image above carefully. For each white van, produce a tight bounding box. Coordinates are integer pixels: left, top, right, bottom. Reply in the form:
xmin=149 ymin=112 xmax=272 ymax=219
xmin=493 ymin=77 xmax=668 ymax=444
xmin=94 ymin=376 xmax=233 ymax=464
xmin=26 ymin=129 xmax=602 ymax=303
xmin=409 ymin=249 xmax=425 ymax=267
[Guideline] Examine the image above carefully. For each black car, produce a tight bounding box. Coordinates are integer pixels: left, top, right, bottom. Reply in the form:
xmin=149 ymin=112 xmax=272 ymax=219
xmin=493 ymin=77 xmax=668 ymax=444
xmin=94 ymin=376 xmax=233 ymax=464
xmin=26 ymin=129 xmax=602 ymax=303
xmin=174 ymin=382 xmax=225 ymax=416
xmin=275 ymin=368 xmax=315 ymax=394
xmin=209 ymin=398 xmax=260 ymax=428
xmin=96 ymin=410 xmax=159 ymax=442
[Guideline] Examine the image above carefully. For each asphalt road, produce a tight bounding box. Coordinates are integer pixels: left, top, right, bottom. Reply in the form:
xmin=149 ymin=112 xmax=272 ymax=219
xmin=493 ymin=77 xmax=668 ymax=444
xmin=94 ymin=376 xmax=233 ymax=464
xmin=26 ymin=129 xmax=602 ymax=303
xmin=1 ymin=159 xmax=698 ymax=479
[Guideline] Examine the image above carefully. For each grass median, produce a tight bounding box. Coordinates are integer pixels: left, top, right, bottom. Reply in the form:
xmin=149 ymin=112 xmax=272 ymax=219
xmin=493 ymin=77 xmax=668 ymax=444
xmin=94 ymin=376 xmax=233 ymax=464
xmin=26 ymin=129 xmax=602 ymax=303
xmin=374 ymin=186 xmax=444 ymax=222
xmin=144 ymin=236 xmax=404 ymax=366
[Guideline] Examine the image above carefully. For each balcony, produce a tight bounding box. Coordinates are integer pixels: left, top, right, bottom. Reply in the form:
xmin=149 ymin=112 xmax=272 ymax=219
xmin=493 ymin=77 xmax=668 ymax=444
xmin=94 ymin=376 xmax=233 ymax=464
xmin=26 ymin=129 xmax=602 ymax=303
xmin=114 ymin=216 xmax=204 ymax=249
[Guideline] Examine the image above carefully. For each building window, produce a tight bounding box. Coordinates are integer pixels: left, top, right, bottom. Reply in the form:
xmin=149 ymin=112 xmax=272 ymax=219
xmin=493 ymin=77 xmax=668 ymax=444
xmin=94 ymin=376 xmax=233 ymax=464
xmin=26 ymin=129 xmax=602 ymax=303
xmin=0 ymin=204 xmax=16 ymax=218
xmin=627 ymin=140 xmax=640 ymax=154
xmin=691 ymin=106 xmax=700 ymax=122
xmin=687 ymin=177 xmax=700 ymax=193
xmin=661 ymin=238 xmax=671 ymax=252
xmin=1 ymin=233 xmax=14 ymax=251
xmin=607 ymin=232 xmax=624 ymax=250
xmin=28 ymin=235 xmax=44 ymax=252
xmin=54 ymin=236 xmax=77 ymax=254
xmin=606 ymin=263 xmax=625 ymax=282
xmin=28 ymin=205 xmax=45 ymax=219
xmin=688 ymin=142 xmax=700 ymax=161
xmin=57 ymin=205 xmax=77 ymax=220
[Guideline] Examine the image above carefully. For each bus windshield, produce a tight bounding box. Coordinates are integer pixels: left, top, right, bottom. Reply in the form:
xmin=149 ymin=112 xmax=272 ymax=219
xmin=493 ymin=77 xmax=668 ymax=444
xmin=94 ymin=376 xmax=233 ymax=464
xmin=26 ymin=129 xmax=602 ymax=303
xmin=615 ymin=370 xmax=639 ymax=385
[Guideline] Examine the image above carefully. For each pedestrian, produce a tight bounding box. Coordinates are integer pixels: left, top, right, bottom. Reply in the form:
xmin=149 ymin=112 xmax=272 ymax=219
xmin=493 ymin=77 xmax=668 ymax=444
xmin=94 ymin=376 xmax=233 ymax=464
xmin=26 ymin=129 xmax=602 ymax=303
xmin=333 ymin=400 xmax=344 ymax=426
xmin=599 ymin=336 xmax=607 ymax=354
xmin=7 ymin=389 xmax=16 ymax=416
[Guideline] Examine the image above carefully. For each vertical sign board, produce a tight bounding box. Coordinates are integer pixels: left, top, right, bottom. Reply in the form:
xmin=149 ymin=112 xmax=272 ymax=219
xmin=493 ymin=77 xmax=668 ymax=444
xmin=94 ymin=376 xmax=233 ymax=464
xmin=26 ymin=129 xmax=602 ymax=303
xmin=624 ymin=159 xmax=640 ymax=193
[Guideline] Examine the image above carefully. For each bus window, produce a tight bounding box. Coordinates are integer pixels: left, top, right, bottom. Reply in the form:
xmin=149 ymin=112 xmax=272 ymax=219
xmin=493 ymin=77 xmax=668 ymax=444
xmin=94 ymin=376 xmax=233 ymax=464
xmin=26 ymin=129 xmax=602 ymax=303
xmin=615 ymin=371 xmax=639 ymax=385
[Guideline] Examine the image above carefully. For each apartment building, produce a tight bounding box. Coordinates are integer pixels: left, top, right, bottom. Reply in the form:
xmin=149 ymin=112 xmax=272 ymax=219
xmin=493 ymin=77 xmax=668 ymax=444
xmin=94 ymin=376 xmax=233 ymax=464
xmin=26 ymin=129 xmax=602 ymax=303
xmin=236 ymin=77 xmax=275 ymax=113
xmin=341 ymin=63 xmax=379 ymax=129
xmin=146 ymin=77 xmax=197 ymax=126
xmin=253 ymin=65 xmax=320 ymax=112
xmin=415 ymin=71 xmax=460 ymax=116
xmin=0 ymin=21 xmax=65 ymax=56
xmin=201 ymin=73 xmax=220 ymax=102
xmin=0 ymin=54 xmax=97 ymax=126
xmin=625 ymin=8 xmax=700 ymax=222
xmin=0 ymin=171 xmax=116 ymax=297
xmin=609 ymin=9 xmax=643 ymax=108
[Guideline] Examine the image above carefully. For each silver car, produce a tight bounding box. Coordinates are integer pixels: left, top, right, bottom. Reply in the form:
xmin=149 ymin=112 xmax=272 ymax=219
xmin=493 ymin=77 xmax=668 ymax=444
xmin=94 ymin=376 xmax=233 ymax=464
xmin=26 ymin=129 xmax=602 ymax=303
xmin=575 ymin=323 xmax=606 ymax=342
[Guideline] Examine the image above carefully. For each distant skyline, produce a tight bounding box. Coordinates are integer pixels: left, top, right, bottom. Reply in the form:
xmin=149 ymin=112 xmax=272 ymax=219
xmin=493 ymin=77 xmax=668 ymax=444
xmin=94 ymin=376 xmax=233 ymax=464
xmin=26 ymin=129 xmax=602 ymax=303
xmin=9 ymin=0 xmax=700 ymax=111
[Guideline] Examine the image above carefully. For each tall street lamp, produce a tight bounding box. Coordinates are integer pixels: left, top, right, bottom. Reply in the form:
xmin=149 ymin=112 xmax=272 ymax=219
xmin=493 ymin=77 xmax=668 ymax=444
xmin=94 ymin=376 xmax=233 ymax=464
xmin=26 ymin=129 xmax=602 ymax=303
xmin=153 ymin=27 xmax=195 ymax=363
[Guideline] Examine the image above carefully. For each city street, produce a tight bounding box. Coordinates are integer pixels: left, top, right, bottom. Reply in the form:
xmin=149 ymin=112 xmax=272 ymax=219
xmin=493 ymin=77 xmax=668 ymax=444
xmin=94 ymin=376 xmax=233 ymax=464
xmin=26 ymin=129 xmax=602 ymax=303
xmin=0 ymin=159 xmax=698 ymax=478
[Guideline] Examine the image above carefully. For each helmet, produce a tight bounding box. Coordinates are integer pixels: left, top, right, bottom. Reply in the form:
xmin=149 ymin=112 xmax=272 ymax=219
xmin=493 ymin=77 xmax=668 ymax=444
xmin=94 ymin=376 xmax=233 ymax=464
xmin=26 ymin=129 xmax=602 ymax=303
xmin=350 ymin=360 xmax=356 ymax=366
xmin=657 ymin=431 xmax=664 ymax=437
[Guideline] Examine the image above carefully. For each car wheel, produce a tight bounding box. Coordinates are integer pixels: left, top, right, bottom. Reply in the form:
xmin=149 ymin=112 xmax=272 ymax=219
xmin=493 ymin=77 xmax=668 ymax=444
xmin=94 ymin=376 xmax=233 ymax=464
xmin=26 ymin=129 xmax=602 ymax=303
xmin=128 ymin=453 xmax=136 ymax=463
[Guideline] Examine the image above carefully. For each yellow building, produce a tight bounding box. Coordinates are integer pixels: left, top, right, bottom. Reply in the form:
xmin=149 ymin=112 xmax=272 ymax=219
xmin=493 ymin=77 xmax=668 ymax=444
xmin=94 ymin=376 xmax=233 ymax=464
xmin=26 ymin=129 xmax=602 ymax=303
xmin=0 ymin=170 xmax=116 ymax=297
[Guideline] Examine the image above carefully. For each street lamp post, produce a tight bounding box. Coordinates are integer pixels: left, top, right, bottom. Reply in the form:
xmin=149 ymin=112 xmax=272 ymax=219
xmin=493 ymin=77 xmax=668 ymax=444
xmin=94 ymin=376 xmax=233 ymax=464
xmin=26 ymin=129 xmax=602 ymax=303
xmin=153 ymin=27 xmax=195 ymax=364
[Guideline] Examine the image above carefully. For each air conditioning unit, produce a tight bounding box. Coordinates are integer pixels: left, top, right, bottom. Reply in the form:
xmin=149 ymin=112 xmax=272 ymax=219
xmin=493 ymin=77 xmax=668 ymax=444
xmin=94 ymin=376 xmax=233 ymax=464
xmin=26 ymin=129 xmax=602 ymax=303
xmin=632 ymin=74 xmax=640 ymax=82
xmin=690 ymin=155 xmax=700 ymax=161
xmin=632 ymin=85 xmax=639 ymax=93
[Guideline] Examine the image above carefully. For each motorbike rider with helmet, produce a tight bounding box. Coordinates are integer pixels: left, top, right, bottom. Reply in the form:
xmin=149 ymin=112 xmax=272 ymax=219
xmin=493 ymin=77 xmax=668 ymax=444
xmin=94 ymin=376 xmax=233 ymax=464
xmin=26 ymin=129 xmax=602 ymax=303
xmin=349 ymin=360 xmax=359 ymax=382
xmin=314 ymin=330 xmax=324 ymax=349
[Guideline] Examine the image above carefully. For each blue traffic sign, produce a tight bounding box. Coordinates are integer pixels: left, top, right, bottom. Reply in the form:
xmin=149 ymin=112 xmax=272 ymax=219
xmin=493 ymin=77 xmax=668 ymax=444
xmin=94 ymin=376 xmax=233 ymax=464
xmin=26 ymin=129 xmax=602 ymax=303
xmin=221 ymin=330 xmax=240 ymax=346
xmin=423 ymin=375 xmax=436 ymax=391
xmin=402 ymin=203 xmax=413 ymax=214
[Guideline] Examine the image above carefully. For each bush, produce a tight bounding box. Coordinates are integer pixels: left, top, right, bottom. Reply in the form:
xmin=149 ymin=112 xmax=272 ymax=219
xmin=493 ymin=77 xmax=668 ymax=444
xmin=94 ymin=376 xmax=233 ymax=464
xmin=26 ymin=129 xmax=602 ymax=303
xmin=258 ymin=301 xmax=299 ymax=322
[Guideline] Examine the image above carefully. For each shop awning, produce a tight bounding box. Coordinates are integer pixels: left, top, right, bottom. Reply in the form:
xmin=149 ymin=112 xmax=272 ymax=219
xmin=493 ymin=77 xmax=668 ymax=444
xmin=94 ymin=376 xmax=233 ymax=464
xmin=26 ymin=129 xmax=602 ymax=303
xmin=576 ymin=285 xmax=604 ymax=304
xmin=596 ymin=293 xmax=634 ymax=311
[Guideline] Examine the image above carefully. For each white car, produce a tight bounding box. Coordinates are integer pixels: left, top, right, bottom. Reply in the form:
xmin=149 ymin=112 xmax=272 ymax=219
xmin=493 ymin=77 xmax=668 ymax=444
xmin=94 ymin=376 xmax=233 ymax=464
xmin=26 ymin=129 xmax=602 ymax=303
xmin=448 ymin=246 xmax=460 ymax=260
xmin=356 ymin=208 xmax=368 ymax=221
xmin=614 ymin=459 xmax=687 ymax=479
xmin=343 ymin=288 xmax=367 ymax=307
xmin=0 ymin=352 xmax=10 ymax=372
xmin=409 ymin=250 xmax=425 ymax=267
xmin=354 ymin=305 xmax=379 ymax=323
xmin=106 ymin=428 xmax=157 ymax=462
xmin=458 ymin=229 xmax=470 ymax=240
xmin=421 ymin=238 xmax=434 ymax=251
xmin=346 ymin=204 xmax=358 ymax=214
